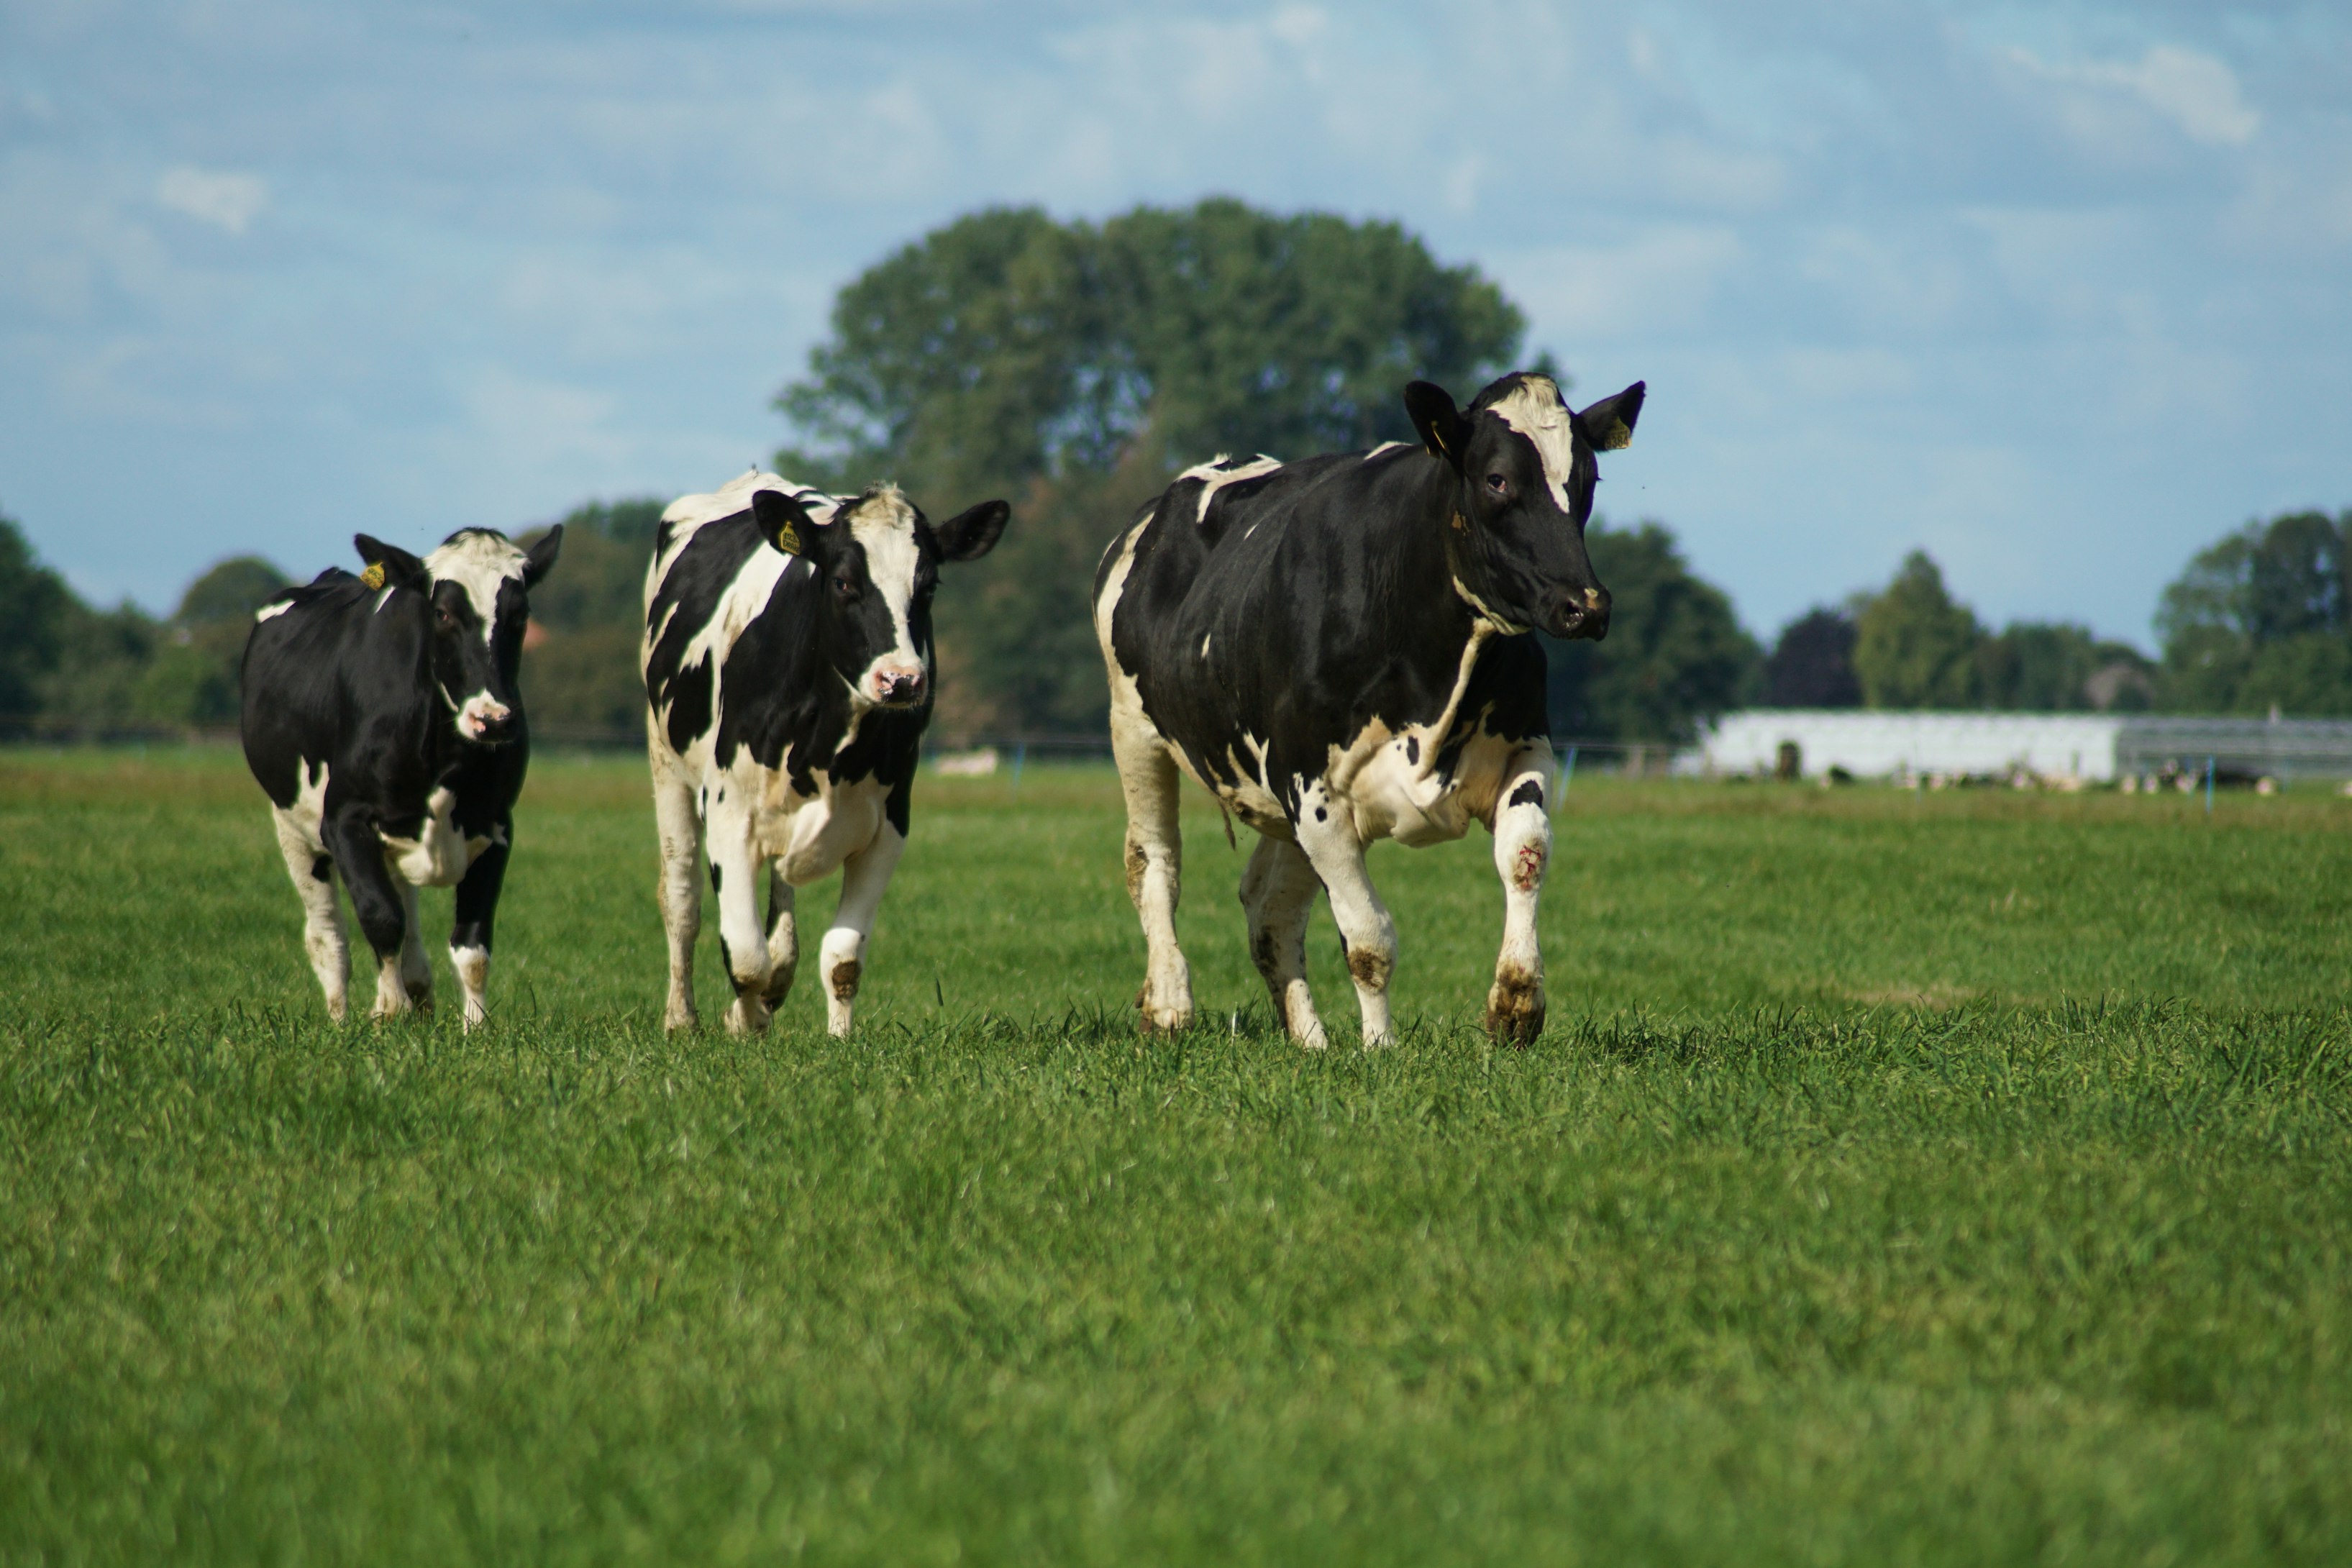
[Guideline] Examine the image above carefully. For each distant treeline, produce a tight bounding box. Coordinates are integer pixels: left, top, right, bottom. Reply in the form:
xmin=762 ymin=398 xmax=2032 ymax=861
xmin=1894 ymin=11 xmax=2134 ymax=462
xmin=1 ymin=201 xmax=2342 ymax=742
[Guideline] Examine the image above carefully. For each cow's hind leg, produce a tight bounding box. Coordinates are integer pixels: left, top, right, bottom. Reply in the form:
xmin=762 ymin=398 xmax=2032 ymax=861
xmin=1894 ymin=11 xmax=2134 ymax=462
xmin=651 ymin=760 xmax=703 ymax=1032
xmin=272 ymin=809 xmax=350 ymax=1021
xmin=764 ymin=865 xmax=799 ymax=1008
xmin=1239 ymin=834 xmax=1326 ymax=1047
xmin=1294 ymin=785 xmax=1398 ymax=1047
xmin=1485 ymin=747 xmax=1556 ymax=1044
xmin=1113 ymin=727 xmax=1193 ymax=1031
xmin=819 ymin=826 xmax=905 ymax=1038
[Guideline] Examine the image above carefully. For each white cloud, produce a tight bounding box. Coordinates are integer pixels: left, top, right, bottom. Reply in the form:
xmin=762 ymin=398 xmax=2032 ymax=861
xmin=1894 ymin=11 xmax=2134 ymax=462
xmin=154 ymin=166 xmax=268 ymax=234
xmin=2009 ymin=44 xmax=2259 ymax=150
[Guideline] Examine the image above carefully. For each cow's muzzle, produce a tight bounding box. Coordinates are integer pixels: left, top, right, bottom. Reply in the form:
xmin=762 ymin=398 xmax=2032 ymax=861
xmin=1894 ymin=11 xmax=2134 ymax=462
xmin=456 ymin=693 xmax=519 ymax=745
xmin=1549 ymin=585 xmax=1611 ymax=642
xmin=869 ymin=664 xmax=926 ymax=708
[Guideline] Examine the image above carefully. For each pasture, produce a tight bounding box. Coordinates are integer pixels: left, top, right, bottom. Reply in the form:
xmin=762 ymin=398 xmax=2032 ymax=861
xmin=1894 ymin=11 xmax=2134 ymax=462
xmin=4 ymin=747 xmax=2349 ymax=1564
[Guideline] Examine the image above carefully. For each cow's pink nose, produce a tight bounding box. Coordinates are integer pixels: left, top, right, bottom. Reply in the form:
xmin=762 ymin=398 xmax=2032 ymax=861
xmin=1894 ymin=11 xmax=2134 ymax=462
xmin=875 ymin=667 xmax=924 ymax=704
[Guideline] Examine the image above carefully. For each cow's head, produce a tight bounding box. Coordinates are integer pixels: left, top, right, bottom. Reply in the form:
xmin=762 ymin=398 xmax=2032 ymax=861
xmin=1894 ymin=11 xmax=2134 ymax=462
xmin=354 ymin=526 xmax=562 ymax=745
xmin=1403 ymin=370 xmax=1644 ymax=642
xmin=749 ymin=483 xmax=1009 ymax=710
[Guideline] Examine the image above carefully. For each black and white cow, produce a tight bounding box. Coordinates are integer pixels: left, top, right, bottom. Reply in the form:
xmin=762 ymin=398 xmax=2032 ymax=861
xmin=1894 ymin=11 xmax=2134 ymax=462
xmin=1093 ymin=370 xmax=1644 ymax=1047
xmin=642 ymin=470 xmax=1008 ymax=1036
xmin=242 ymin=527 xmax=562 ymax=1027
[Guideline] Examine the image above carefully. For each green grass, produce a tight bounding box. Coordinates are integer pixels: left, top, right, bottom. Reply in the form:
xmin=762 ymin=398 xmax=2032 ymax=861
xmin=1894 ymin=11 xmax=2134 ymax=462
xmin=4 ymin=747 xmax=2350 ymax=1564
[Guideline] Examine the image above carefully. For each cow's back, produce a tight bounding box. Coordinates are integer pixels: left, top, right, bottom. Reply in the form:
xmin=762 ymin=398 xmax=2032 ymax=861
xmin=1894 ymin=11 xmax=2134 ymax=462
xmin=242 ymin=571 xmax=400 ymax=808
xmin=1099 ymin=443 xmax=1542 ymax=813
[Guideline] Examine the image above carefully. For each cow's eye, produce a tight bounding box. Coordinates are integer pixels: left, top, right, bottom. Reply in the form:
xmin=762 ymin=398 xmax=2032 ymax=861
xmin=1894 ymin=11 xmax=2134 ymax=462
xmin=1485 ymin=473 xmax=1509 ymax=494
xmin=437 ymin=606 xmax=457 ymax=629
xmin=831 ymin=573 xmax=858 ymax=601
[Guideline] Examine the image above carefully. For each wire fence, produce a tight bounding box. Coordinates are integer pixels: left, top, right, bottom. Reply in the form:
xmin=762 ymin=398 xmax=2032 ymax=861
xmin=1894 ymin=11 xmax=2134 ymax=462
xmin=0 ymin=716 xmax=1684 ymax=778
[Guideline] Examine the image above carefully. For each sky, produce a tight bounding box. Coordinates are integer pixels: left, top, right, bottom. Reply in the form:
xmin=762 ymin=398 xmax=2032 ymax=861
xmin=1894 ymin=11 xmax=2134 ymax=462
xmin=3 ymin=1 xmax=2348 ymax=648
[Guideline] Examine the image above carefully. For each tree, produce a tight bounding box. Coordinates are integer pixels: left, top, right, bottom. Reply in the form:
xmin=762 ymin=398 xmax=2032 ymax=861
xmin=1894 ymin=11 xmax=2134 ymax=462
xmin=176 ymin=557 xmax=288 ymax=627
xmin=0 ymin=508 xmax=73 ymax=728
xmin=1853 ymin=551 xmax=1984 ymax=708
xmin=1544 ymin=521 xmax=1760 ymax=742
xmin=1976 ymin=621 xmax=2151 ymax=711
xmin=775 ymin=199 xmax=1530 ymax=734
xmin=517 ymin=498 xmax=666 ymax=737
xmin=2156 ymin=509 xmax=2352 ymax=715
xmin=1763 ymin=608 xmax=1861 ymax=707
xmin=121 ymin=555 xmax=296 ymax=726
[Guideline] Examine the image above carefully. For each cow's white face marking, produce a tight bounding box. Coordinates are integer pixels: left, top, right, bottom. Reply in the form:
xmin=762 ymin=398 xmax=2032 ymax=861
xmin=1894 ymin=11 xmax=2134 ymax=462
xmin=426 ymin=530 xmax=532 ymax=644
xmin=1487 ymin=375 xmax=1578 ymax=514
xmin=1178 ymin=455 xmax=1283 ymax=524
xmin=844 ymin=487 xmax=928 ymax=707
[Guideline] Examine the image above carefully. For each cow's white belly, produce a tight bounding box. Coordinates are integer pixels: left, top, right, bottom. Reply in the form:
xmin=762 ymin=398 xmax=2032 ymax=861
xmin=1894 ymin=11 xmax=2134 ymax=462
xmin=1344 ymin=727 xmax=1523 ymax=847
xmin=757 ymin=770 xmax=890 ymax=885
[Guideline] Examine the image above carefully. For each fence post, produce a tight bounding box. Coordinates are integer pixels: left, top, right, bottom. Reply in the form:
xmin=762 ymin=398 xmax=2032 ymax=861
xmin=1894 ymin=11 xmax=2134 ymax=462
xmin=2205 ymin=755 xmax=2215 ymax=815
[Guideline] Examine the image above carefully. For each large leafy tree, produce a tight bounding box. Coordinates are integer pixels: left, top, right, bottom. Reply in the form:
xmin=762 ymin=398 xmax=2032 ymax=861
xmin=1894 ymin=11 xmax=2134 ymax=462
xmin=0 ymin=509 xmax=73 ymax=727
xmin=1544 ymin=521 xmax=1760 ymax=742
xmin=773 ymin=200 xmax=1530 ymax=736
xmin=1763 ymin=608 xmax=1861 ymax=707
xmin=2156 ymin=509 xmax=2352 ymax=715
xmin=1853 ymin=551 xmax=1985 ymax=709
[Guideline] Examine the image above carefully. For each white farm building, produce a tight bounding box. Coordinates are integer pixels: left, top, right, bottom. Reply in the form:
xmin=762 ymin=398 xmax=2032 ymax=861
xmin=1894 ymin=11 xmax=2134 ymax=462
xmin=1696 ymin=711 xmax=2352 ymax=784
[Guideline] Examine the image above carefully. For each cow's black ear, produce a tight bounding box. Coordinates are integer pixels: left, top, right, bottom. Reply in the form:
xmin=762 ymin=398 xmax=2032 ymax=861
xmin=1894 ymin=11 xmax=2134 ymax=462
xmin=524 ymin=524 xmax=562 ymax=587
xmin=934 ymin=499 xmax=1010 ymax=563
xmin=1403 ymin=380 xmax=1468 ymax=469
xmin=751 ymin=488 xmax=819 ymax=557
xmin=353 ymin=534 xmax=429 ymax=593
xmin=1573 ymin=381 xmax=1646 ymax=452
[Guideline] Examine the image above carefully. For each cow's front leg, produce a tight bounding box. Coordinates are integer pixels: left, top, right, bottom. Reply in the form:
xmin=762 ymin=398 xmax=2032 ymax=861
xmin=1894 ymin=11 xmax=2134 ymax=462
xmin=1239 ymin=834 xmax=1326 ymax=1047
xmin=324 ymin=808 xmax=416 ymax=1019
xmin=707 ymin=801 xmax=774 ymax=1036
xmin=450 ymin=820 xmax=512 ymax=1031
xmin=820 ymin=825 xmax=905 ymax=1038
xmin=396 ymin=880 xmax=434 ymax=1016
xmin=1485 ymin=747 xmax=1556 ymax=1044
xmin=1293 ymin=786 xmax=1398 ymax=1047
xmin=270 ymin=808 xmax=350 ymax=1021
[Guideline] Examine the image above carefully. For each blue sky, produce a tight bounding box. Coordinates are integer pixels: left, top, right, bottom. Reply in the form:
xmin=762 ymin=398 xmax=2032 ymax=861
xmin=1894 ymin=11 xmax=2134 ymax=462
xmin=4 ymin=1 xmax=2347 ymax=647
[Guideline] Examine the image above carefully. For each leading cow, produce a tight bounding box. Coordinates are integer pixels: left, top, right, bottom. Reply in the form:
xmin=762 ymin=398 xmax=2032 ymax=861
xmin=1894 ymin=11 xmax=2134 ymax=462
xmin=1094 ymin=370 xmax=1644 ymax=1047
xmin=644 ymin=471 xmax=1008 ymax=1036
xmin=243 ymin=527 xmax=562 ymax=1028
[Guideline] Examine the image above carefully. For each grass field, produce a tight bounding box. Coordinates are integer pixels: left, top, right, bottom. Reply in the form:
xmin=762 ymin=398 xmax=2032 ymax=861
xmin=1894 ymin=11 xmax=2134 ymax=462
xmin=4 ymin=747 xmax=2350 ymax=1564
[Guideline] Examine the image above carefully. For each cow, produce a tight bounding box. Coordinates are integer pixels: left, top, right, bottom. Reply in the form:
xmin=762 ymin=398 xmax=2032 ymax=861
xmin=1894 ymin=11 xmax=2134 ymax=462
xmin=242 ymin=526 xmax=562 ymax=1028
xmin=1093 ymin=370 xmax=1644 ymax=1047
xmin=642 ymin=470 xmax=1008 ymax=1036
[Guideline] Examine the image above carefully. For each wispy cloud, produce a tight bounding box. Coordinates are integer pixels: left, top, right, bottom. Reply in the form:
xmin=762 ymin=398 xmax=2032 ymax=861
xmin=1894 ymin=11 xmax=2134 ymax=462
xmin=154 ymin=167 xmax=269 ymax=234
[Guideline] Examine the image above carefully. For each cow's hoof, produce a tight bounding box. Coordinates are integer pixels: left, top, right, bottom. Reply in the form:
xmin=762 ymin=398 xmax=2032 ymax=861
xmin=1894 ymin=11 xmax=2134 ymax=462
xmin=1484 ymin=965 xmax=1546 ymax=1046
xmin=662 ymin=1008 xmax=698 ymax=1034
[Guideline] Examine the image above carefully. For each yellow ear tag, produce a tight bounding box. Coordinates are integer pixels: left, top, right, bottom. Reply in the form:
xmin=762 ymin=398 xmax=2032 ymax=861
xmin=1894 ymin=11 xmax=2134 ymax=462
xmin=774 ymin=521 xmax=801 ymax=556
xmin=360 ymin=562 xmax=386 ymax=590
